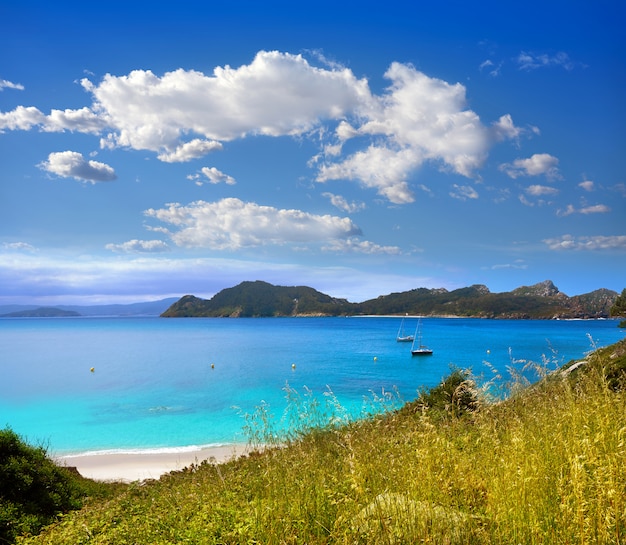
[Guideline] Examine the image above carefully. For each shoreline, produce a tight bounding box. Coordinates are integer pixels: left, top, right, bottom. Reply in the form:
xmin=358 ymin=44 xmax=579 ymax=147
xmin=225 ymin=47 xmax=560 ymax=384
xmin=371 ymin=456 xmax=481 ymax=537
xmin=56 ymin=444 xmax=249 ymax=482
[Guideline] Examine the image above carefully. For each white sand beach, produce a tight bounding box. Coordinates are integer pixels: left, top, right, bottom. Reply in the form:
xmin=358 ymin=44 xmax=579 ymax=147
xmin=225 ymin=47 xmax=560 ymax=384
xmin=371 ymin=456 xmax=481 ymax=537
xmin=56 ymin=445 xmax=248 ymax=482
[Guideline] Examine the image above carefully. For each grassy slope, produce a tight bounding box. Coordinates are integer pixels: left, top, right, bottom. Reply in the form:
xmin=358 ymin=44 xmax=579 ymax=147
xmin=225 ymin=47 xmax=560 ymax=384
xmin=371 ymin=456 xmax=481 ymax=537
xmin=20 ymin=340 xmax=626 ymax=544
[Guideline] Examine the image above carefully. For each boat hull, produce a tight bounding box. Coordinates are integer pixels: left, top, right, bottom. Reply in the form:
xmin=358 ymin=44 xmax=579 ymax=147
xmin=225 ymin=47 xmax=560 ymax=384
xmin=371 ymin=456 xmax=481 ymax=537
xmin=411 ymin=349 xmax=433 ymax=356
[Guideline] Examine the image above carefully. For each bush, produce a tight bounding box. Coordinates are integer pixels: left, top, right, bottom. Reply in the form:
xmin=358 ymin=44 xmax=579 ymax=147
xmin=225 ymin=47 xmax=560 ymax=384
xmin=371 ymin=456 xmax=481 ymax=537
xmin=0 ymin=429 xmax=88 ymax=543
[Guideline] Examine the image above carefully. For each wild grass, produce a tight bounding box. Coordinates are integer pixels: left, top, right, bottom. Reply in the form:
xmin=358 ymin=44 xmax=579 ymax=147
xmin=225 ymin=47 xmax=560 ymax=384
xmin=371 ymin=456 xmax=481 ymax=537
xmin=18 ymin=338 xmax=626 ymax=544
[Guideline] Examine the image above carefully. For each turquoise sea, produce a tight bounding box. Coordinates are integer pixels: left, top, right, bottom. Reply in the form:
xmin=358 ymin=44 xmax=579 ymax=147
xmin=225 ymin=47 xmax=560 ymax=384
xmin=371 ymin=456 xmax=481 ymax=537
xmin=1 ymin=317 xmax=624 ymax=456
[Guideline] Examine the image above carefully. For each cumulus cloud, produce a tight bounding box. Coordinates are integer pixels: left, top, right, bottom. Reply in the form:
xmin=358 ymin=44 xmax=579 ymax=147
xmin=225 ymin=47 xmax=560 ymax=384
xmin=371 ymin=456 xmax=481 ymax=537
xmin=0 ymin=79 xmax=24 ymax=91
xmin=0 ymin=105 xmax=46 ymax=131
xmin=105 ymin=240 xmax=170 ymax=253
xmin=0 ymin=106 xmax=105 ymax=133
xmin=516 ymin=51 xmax=574 ymax=71
xmin=317 ymin=62 xmax=498 ymax=203
xmin=1 ymin=50 xmax=521 ymax=203
xmin=500 ymin=153 xmax=561 ymax=180
xmin=322 ymin=192 xmax=366 ymax=213
xmin=578 ymin=180 xmax=595 ymax=191
xmin=38 ymin=151 xmax=117 ymax=183
xmin=144 ymin=198 xmax=365 ymax=251
xmin=157 ymin=139 xmax=223 ymax=162
xmin=543 ymin=234 xmax=626 ymax=251
xmin=199 ymin=167 xmax=236 ymax=185
xmin=85 ymin=51 xmax=369 ymax=155
xmin=317 ymin=146 xmax=417 ymax=204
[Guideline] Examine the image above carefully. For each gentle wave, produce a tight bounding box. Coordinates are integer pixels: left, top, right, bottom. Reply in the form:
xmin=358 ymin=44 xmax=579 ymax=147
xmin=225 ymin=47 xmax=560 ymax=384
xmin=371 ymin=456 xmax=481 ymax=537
xmin=58 ymin=443 xmax=237 ymax=458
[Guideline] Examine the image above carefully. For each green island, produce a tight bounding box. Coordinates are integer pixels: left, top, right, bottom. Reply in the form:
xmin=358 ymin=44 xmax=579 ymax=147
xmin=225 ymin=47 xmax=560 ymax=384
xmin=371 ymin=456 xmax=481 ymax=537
xmin=161 ymin=279 xmax=623 ymax=320
xmin=3 ymin=334 xmax=625 ymax=544
xmin=0 ymin=307 xmax=81 ymax=318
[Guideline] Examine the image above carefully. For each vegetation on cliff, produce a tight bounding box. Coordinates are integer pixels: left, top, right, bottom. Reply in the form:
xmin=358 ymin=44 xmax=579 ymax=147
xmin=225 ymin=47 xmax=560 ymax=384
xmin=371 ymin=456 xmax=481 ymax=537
xmin=162 ymin=279 xmax=620 ymax=319
xmin=611 ymin=288 xmax=626 ymax=327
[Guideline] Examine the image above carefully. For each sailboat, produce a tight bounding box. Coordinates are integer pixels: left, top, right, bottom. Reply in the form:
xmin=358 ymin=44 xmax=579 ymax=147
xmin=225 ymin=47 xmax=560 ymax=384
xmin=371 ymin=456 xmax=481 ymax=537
xmin=411 ymin=319 xmax=433 ymax=356
xmin=396 ymin=316 xmax=414 ymax=342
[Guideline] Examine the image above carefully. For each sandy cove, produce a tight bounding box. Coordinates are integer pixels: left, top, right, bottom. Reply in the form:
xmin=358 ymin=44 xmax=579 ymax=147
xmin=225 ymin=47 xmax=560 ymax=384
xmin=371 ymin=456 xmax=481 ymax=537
xmin=56 ymin=444 xmax=249 ymax=482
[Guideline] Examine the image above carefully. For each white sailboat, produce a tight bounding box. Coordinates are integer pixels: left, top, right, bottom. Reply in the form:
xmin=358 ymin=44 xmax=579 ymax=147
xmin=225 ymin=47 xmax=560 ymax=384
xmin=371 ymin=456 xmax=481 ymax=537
xmin=411 ymin=319 xmax=433 ymax=356
xmin=396 ymin=316 xmax=414 ymax=342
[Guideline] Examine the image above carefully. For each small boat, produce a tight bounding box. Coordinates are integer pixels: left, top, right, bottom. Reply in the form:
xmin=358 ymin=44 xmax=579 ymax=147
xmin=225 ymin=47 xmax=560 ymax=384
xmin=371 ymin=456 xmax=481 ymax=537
xmin=396 ymin=317 xmax=414 ymax=342
xmin=411 ymin=319 xmax=433 ymax=356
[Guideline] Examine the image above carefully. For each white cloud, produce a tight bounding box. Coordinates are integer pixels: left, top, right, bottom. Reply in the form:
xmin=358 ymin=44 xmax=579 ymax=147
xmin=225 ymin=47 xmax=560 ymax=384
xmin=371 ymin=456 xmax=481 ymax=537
xmin=578 ymin=180 xmax=595 ymax=191
xmin=322 ymin=192 xmax=366 ymax=213
xmin=85 ymin=51 xmax=369 ymax=156
xmin=450 ymin=184 xmax=479 ymax=200
xmin=199 ymin=167 xmax=236 ymax=185
xmin=516 ymin=51 xmax=574 ymax=71
xmin=317 ymin=146 xmax=417 ymax=204
xmin=543 ymin=234 xmax=626 ymax=251
xmin=579 ymin=204 xmax=610 ymax=214
xmin=525 ymin=184 xmax=559 ymax=197
xmin=500 ymin=153 xmax=561 ymax=180
xmin=105 ymin=240 xmax=170 ymax=253
xmin=2 ymin=50 xmax=519 ymax=203
xmin=157 ymin=139 xmax=223 ymax=162
xmin=38 ymin=151 xmax=117 ymax=183
xmin=0 ymin=105 xmax=46 ymax=131
xmin=557 ymin=203 xmax=611 ymax=217
xmin=0 ymin=79 xmax=24 ymax=91
xmin=44 ymin=107 xmax=107 ymax=134
xmin=144 ymin=198 xmax=363 ymax=250
xmin=318 ymin=62 xmax=493 ymax=202
xmin=491 ymin=114 xmax=524 ymax=142
xmin=322 ymin=238 xmax=401 ymax=255
xmin=0 ymin=105 xmax=105 ymax=133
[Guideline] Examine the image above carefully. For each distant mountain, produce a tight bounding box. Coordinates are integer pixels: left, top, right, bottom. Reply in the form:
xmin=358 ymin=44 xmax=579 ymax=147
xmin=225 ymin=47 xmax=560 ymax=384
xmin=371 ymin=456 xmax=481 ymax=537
xmin=161 ymin=280 xmax=620 ymax=319
xmin=162 ymin=281 xmax=351 ymax=317
xmin=0 ymin=298 xmax=179 ymax=318
xmin=1 ymin=307 xmax=81 ymax=318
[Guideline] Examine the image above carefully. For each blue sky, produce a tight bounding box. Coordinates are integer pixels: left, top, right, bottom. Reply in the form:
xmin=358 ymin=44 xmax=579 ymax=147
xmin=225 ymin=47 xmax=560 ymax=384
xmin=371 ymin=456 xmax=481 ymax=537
xmin=1 ymin=0 xmax=624 ymax=305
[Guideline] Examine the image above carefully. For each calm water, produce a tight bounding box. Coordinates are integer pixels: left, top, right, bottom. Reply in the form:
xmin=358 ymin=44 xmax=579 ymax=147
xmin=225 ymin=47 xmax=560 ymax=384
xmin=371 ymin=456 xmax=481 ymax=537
xmin=1 ymin=317 xmax=623 ymax=456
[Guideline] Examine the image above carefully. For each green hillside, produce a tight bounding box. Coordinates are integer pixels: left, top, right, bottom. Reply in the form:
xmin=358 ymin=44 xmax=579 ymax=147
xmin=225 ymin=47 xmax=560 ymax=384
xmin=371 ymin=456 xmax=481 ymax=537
xmin=162 ymin=280 xmax=352 ymax=317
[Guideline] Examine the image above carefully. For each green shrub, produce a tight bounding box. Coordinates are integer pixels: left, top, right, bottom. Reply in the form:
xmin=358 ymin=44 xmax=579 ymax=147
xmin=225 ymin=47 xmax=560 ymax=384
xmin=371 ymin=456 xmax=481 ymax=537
xmin=0 ymin=428 xmax=114 ymax=543
xmin=410 ymin=367 xmax=479 ymax=419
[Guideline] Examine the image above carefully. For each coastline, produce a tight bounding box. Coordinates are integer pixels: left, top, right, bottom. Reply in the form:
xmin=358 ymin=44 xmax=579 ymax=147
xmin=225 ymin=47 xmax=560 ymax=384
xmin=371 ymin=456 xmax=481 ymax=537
xmin=56 ymin=444 xmax=249 ymax=482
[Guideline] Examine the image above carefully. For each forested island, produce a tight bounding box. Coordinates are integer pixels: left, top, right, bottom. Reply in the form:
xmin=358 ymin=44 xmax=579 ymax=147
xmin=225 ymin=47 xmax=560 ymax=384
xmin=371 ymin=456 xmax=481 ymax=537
xmin=162 ymin=279 xmax=622 ymax=319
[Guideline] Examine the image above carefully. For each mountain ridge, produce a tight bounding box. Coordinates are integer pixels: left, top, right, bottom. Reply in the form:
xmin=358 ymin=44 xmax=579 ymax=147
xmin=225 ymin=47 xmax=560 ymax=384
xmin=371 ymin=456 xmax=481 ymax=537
xmin=0 ymin=298 xmax=179 ymax=317
xmin=161 ymin=280 xmax=620 ymax=319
